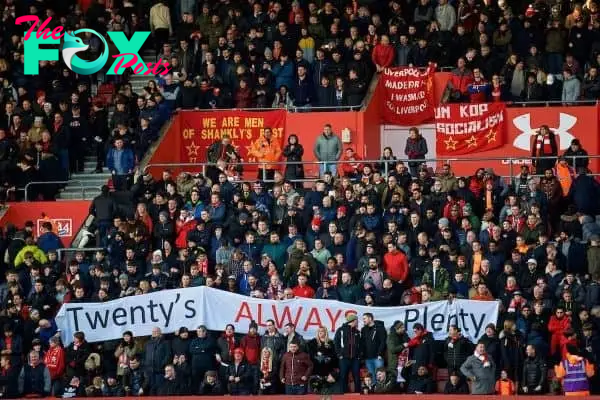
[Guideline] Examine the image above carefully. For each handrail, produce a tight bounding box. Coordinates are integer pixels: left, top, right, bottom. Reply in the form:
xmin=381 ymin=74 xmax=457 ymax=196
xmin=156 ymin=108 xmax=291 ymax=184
xmin=57 ymin=247 xmax=106 ymax=262
xmin=146 ymin=154 xmax=596 ymax=183
xmin=24 ymin=181 xmax=83 ymax=202
xmin=175 ymin=104 xmax=364 ymax=113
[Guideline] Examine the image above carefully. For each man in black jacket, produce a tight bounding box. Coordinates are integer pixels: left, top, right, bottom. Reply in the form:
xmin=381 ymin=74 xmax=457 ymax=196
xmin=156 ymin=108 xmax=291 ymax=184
xmin=361 ymin=313 xmax=387 ymax=379
xmin=444 ymin=325 xmax=473 ymax=374
xmin=144 ymin=327 xmax=172 ymax=393
xmin=189 ymin=326 xmax=217 ymax=386
xmin=521 ymin=344 xmax=547 ymax=394
xmin=334 ymin=313 xmax=361 ymax=393
xmin=155 ymin=364 xmax=188 ymax=395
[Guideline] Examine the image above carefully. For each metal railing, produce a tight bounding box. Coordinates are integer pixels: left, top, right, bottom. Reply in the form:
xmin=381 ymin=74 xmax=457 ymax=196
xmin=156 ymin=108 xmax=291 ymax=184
xmin=507 ymin=100 xmax=597 ymax=107
xmin=175 ymin=104 xmax=364 ymax=113
xmin=146 ymin=154 xmax=597 ymax=184
xmin=57 ymin=247 xmax=105 ymax=262
xmin=24 ymin=181 xmax=83 ymax=202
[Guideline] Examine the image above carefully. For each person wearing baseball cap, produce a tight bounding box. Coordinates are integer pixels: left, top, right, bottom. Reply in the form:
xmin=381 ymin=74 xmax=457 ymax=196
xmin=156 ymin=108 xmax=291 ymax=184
xmin=334 ymin=313 xmax=361 ymax=393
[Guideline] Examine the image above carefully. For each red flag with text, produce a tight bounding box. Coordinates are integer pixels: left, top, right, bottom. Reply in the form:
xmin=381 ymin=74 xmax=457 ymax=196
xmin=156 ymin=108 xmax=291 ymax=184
xmin=179 ymin=110 xmax=286 ymax=172
xmin=380 ymin=65 xmax=436 ymax=125
xmin=435 ymin=103 xmax=507 ymax=156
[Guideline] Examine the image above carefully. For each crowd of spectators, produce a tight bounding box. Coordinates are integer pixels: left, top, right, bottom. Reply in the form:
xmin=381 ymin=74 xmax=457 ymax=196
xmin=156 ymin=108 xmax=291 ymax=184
xmin=1 ymin=124 xmax=600 ymax=396
xmin=1 ymin=0 xmax=600 ymax=397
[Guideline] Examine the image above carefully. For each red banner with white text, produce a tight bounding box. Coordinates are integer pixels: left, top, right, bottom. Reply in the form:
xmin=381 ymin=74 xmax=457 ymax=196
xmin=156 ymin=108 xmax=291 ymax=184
xmin=435 ymin=103 xmax=507 ymax=156
xmin=179 ymin=110 xmax=286 ymax=171
xmin=380 ymin=66 xmax=436 ymax=125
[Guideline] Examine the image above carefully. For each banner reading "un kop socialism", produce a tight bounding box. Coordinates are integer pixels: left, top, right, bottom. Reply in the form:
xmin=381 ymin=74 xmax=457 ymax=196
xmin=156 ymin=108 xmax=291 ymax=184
xmin=380 ymin=65 xmax=436 ymax=125
xmin=55 ymin=287 xmax=499 ymax=344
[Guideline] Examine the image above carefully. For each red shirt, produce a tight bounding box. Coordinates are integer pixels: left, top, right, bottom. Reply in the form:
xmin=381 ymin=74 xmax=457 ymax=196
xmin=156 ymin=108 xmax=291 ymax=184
xmin=292 ymin=285 xmax=315 ymax=298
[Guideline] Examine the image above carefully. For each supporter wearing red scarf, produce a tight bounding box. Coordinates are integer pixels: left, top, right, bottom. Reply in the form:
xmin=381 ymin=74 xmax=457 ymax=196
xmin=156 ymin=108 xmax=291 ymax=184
xmin=218 ymin=324 xmax=238 ymax=363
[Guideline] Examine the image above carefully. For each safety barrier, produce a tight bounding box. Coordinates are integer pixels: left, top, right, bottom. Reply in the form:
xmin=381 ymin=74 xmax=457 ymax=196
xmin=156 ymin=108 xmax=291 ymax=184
xmin=56 ymin=247 xmax=106 ymax=262
xmin=146 ymin=154 xmax=596 ymax=184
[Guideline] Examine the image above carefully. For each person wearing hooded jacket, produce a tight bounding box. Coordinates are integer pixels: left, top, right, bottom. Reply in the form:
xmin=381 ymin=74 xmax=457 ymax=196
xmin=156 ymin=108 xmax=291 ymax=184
xmin=334 ymin=314 xmax=361 ymax=393
xmin=361 ymin=313 xmax=387 ymax=379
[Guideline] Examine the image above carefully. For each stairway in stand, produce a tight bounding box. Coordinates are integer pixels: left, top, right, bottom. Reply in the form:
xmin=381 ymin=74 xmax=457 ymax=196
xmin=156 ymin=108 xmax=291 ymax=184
xmin=57 ymin=51 xmax=157 ymax=201
xmin=57 ymin=156 xmax=111 ymax=201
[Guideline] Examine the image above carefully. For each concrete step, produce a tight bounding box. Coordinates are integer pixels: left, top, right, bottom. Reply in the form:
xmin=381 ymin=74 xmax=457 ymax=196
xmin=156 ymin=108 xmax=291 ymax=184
xmin=57 ymin=192 xmax=99 ymax=201
xmin=71 ymin=172 xmax=112 ymax=180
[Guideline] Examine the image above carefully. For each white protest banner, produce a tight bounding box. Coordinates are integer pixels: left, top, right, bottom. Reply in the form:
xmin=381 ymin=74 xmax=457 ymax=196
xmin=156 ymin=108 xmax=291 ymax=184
xmin=56 ymin=286 xmax=499 ymax=344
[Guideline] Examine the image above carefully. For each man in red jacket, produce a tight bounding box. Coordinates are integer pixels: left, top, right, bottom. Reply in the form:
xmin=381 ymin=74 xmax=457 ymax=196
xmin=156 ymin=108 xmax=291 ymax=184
xmin=279 ymin=340 xmax=313 ymax=395
xmin=292 ymin=275 xmax=315 ymax=298
xmin=43 ymin=336 xmax=65 ymax=395
xmin=372 ymin=35 xmax=395 ymax=73
xmin=383 ymin=242 xmax=409 ymax=285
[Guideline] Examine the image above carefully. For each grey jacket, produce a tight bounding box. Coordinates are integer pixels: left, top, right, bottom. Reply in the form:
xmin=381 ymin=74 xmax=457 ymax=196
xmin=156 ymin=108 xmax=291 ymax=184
xmin=562 ymin=76 xmax=581 ymax=102
xmin=314 ymin=133 xmax=342 ymax=162
xmin=460 ymin=354 xmax=496 ymax=394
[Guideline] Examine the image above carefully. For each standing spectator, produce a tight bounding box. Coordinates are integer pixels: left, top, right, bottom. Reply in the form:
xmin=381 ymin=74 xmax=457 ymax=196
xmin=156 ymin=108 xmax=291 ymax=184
xmin=460 ymin=341 xmax=497 ymax=394
xmin=248 ymin=127 xmax=282 ymax=182
xmin=226 ymin=349 xmax=253 ymax=395
xmin=521 ymin=344 xmax=547 ymax=394
xmin=282 ymin=134 xmax=304 ymax=183
xmin=404 ymin=127 xmax=428 ymax=176
xmin=334 ymin=314 xmax=361 ymax=393
xmin=65 ymin=332 xmax=91 ymax=380
xmin=383 ymin=242 xmax=410 ymax=286
xmin=314 ymin=124 xmax=342 ymax=177
xmin=361 ymin=313 xmax=387 ymax=379
xmin=562 ymin=139 xmax=589 ymax=170
xmin=372 ymin=36 xmax=395 ymax=73
xmin=43 ymin=336 xmax=64 ymax=396
xmin=150 ymin=0 xmax=173 ymax=53
xmin=18 ymin=351 xmax=51 ymax=397
xmin=143 ymin=327 xmax=172 ymax=393
xmin=279 ymin=340 xmax=313 ymax=395
xmin=531 ymin=125 xmax=558 ymax=175
xmin=106 ymin=138 xmax=135 ymax=191
xmin=435 ymin=0 xmax=457 ymax=31
xmin=562 ymin=68 xmax=581 ymax=103
xmin=447 ymin=58 xmax=473 ymax=102
xmin=444 ymin=325 xmax=473 ymax=374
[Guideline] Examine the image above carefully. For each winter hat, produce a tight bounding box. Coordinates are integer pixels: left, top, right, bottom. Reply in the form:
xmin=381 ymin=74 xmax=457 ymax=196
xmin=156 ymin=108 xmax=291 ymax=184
xmin=346 ymin=313 xmax=358 ymax=323
xmin=311 ymin=216 xmax=322 ymax=227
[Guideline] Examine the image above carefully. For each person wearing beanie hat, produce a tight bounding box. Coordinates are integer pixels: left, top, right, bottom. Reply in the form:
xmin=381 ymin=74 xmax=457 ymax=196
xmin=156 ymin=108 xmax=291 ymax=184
xmin=240 ymin=321 xmax=261 ymax=365
xmin=334 ymin=312 xmax=361 ymax=393
xmin=227 ymin=347 xmax=253 ymax=395
xmin=199 ymin=370 xmax=224 ymax=395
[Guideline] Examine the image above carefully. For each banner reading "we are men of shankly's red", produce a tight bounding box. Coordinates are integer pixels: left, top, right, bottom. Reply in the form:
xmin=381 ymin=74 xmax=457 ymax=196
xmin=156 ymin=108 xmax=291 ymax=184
xmin=435 ymin=102 xmax=507 ymax=156
xmin=179 ymin=110 xmax=286 ymax=166
xmin=380 ymin=65 xmax=436 ymax=125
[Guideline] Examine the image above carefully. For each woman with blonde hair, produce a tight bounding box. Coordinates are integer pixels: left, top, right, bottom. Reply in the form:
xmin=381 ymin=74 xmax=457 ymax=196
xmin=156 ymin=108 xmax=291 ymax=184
xmin=307 ymin=326 xmax=337 ymax=377
xmin=258 ymin=347 xmax=278 ymax=394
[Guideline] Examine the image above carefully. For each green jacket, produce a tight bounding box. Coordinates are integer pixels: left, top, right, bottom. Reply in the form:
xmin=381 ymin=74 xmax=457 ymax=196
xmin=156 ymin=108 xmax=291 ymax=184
xmin=262 ymin=242 xmax=288 ymax=272
xmin=386 ymin=329 xmax=410 ymax=372
xmin=421 ymin=266 xmax=450 ymax=299
xmin=313 ymin=133 xmax=342 ymax=162
xmin=337 ymin=283 xmax=362 ymax=304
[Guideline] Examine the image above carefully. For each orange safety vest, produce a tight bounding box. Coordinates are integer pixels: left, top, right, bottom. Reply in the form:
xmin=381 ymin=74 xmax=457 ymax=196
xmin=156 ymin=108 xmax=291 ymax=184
xmin=554 ymin=163 xmax=573 ymax=197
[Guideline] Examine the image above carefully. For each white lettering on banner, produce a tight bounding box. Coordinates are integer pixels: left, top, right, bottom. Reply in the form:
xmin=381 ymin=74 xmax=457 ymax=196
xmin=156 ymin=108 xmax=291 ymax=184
xmin=383 ymin=67 xmax=429 ymax=78
xmin=435 ymin=111 xmax=504 ymax=135
xmin=55 ymin=287 xmax=499 ymax=344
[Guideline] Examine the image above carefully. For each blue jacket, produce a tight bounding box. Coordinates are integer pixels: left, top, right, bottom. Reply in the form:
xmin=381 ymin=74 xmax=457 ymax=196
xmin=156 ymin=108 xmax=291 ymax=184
xmin=272 ymin=60 xmax=295 ymax=90
xmin=106 ymin=147 xmax=135 ymax=174
xmin=37 ymin=232 xmax=63 ymax=253
xmin=206 ymin=203 xmax=226 ymax=224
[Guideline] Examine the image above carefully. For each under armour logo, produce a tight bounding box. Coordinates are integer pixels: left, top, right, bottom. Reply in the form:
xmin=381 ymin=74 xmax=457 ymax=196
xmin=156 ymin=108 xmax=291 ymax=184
xmin=513 ymin=113 xmax=576 ymax=151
